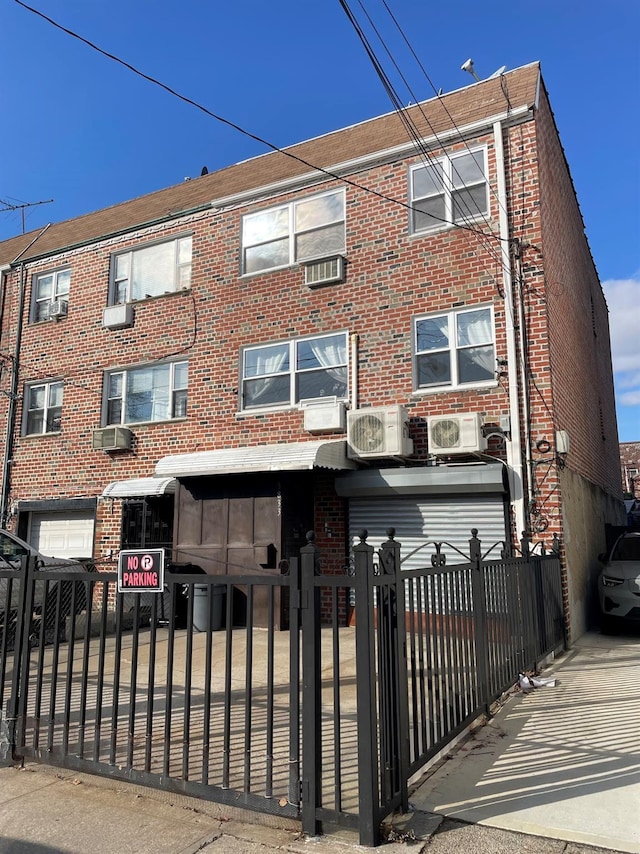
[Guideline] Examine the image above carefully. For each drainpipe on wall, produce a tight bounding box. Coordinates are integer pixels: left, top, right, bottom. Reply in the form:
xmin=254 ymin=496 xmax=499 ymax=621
xmin=0 ymin=263 xmax=26 ymax=527
xmin=350 ymin=332 xmax=359 ymax=411
xmin=493 ymin=120 xmax=527 ymax=540
xmin=1 ymin=224 xmax=51 ymax=528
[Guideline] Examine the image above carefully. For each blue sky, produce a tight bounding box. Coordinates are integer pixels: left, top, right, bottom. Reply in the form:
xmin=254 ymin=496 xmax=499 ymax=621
xmin=1 ymin=0 xmax=639 ymax=440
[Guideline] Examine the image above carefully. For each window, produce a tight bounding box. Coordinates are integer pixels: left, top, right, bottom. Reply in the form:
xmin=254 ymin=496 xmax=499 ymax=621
xmin=242 ymin=190 xmax=345 ymax=275
xmin=414 ymin=306 xmax=495 ymax=390
xmin=105 ymin=361 xmax=188 ymax=425
xmin=242 ymin=332 xmax=348 ymax=410
xmin=32 ymin=269 xmax=70 ymax=322
xmin=24 ymin=381 xmax=63 ymax=434
xmin=410 ymin=148 xmax=488 ymax=233
xmin=111 ymin=236 xmax=192 ymax=304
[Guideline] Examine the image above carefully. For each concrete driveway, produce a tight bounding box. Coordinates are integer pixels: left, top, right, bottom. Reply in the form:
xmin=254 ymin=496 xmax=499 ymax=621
xmin=409 ymin=630 xmax=640 ymax=853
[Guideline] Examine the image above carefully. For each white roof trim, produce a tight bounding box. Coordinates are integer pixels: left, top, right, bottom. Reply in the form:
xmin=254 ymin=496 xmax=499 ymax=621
xmin=101 ymin=477 xmax=177 ymax=498
xmin=155 ymin=440 xmax=357 ymax=478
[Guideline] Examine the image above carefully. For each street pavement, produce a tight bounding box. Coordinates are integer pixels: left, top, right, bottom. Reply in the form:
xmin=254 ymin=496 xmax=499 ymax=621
xmin=0 ymin=630 xmax=638 ymax=853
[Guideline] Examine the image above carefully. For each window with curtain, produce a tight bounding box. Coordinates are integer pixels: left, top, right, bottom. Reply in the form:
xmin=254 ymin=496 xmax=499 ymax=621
xmin=242 ymin=332 xmax=348 ymax=409
xmin=24 ymin=380 xmax=63 ymax=434
xmin=242 ymin=190 xmax=345 ymax=275
xmin=110 ymin=236 xmax=192 ymax=304
xmin=410 ymin=148 xmax=488 ymax=233
xmin=105 ymin=361 xmax=188 ymax=425
xmin=414 ymin=306 xmax=495 ymax=390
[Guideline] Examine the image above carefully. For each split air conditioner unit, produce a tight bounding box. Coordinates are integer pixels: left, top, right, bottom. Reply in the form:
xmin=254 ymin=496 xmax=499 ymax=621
xmin=347 ymin=405 xmax=413 ymax=459
xmin=427 ymin=412 xmax=487 ymax=455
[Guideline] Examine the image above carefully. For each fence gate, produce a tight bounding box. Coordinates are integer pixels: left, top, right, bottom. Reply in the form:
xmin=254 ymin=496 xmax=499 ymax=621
xmin=2 ymin=555 xmax=302 ymax=824
xmin=1 ymin=531 xmax=565 ymax=847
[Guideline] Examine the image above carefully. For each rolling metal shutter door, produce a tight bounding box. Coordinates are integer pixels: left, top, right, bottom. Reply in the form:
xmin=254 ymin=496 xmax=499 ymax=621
xmin=29 ymin=511 xmax=95 ymax=559
xmin=349 ymin=495 xmax=506 ymax=570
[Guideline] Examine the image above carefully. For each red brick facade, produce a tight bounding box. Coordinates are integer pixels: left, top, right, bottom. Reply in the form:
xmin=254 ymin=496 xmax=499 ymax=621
xmin=0 ymin=64 xmax=625 ymax=639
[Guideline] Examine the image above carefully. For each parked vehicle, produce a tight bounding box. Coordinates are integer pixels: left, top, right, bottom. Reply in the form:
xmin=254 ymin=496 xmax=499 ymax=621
xmin=598 ymin=531 xmax=640 ymax=632
xmin=0 ymin=528 xmax=92 ymax=648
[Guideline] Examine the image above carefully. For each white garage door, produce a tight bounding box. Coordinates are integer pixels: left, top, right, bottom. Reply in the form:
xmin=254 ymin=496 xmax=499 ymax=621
xmin=29 ymin=511 xmax=95 ymax=559
xmin=349 ymin=495 xmax=507 ymax=570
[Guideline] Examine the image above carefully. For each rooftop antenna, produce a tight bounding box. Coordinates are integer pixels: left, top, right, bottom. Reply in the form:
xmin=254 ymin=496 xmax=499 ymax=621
xmin=0 ymin=197 xmax=54 ymax=234
xmin=461 ymin=58 xmax=480 ymax=82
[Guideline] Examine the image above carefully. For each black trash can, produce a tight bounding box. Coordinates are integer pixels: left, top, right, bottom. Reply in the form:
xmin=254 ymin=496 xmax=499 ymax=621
xmin=160 ymin=562 xmax=204 ymax=628
xmin=193 ymin=583 xmax=226 ymax=632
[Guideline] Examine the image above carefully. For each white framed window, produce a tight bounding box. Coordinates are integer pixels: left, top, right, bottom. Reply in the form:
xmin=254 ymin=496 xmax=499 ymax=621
xmin=241 ymin=332 xmax=348 ymax=410
xmin=24 ymin=380 xmax=63 ymax=434
xmin=242 ymin=189 xmax=345 ymax=275
xmin=105 ymin=361 xmax=188 ymax=425
xmin=414 ymin=305 xmax=496 ymax=390
xmin=410 ymin=148 xmax=488 ymax=233
xmin=110 ymin=236 xmax=192 ymax=304
xmin=32 ymin=269 xmax=70 ymax=322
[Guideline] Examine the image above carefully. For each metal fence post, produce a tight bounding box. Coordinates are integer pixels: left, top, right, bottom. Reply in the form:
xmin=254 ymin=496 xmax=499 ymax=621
xmin=378 ymin=529 xmax=409 ymax=814
xmin=353 ymin=530 xmax=380 ymax=847
xmin=470 ymin=530 xmax=491 ymax=716
xmin=300 ymin=532 xmax=322 ymax=838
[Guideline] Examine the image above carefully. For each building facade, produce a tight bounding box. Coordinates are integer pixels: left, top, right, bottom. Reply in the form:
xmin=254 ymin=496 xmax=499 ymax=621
xmin=0 ymin=63 xmax=624 ymax=640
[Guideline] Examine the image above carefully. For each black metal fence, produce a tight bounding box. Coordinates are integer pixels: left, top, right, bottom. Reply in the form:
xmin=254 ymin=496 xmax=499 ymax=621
xmin=1 ymin=529 xmax=565 ymax=846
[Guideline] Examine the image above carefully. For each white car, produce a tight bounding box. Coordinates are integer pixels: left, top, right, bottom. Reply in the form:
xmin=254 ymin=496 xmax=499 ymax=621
xmin=598 ymin=531 xmax=640 ymax=631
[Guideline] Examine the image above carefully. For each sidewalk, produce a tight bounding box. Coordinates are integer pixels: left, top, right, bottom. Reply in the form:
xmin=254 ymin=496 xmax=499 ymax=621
xmin=409 ymin=631 xmax=640 ymax=854
xmin=0 ymin=631 xmax=637 ymax=854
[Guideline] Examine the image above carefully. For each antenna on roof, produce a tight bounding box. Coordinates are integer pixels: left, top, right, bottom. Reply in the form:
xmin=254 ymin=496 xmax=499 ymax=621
xmin=460 ymin=58 xmax=480 ymax=82
xmin=488 ymin=65 xmax=507 ymax=78
xmin=0 ymin=197 xmax=54 ymax=234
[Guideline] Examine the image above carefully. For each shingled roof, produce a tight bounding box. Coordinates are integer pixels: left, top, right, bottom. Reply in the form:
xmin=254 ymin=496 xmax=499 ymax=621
xmin=0 ymin=63 xmax=540 ymax=267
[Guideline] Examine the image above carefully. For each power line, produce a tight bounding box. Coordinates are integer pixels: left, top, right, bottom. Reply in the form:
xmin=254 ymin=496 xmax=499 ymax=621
xmin=12 ymin=0 xmax=504 ymax=242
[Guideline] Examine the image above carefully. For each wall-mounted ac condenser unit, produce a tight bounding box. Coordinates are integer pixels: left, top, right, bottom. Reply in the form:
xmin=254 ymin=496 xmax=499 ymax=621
xmin=347 ymin=406 xmax=413 ymax=459
xmin=303 ymin=255 xmax=345 ymax=287
xmin=92 ymin=426 xmax=133 ymax=451
xmin=427 ymin=412 xmax=487 ymax=455
xmin=49 ymin=298 xmax=68 ymax=319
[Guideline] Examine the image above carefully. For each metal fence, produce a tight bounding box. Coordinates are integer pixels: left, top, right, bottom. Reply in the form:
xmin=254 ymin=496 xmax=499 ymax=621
xmin=1 ymin=528 xmax=565 ymax=846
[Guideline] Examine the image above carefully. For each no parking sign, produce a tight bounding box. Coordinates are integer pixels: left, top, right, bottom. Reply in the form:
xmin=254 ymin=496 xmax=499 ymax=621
xmin=117 ymin=549 xmax=165 ymax=593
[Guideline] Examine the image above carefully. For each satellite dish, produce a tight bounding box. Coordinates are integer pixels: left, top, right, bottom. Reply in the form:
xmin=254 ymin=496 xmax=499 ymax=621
xmin=488 ymin=65 xmax=507 ymax=79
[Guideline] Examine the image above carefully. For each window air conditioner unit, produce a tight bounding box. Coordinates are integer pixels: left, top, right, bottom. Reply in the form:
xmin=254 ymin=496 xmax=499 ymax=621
xmin=304 ymin=255 xmax=345 ymax=287
xmin=301 ymin=397 xmax=346 ymax=432
xmin=49 ymin=298 xmax=68 ymax=320
xmin=103 ymin=303 xmax=135 ymax=330
xmin=92 ymin=426 xmax=133 ymax=451
xmin=427 ymin=413 xmax=487 ymax=455
xmin=347 ymin=405 xmax=413 ymax=459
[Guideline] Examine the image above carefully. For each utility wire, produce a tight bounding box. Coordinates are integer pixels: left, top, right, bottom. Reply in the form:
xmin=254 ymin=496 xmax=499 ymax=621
xmin=12 ymin=0 xmax=501 ymax=241
xmin=338 ymin=0 xmax=508 ymax=290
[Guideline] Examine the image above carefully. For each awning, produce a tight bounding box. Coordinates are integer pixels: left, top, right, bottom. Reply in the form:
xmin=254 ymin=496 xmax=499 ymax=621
xmin=101 ymin=477 xmax=177 ymax=498
xmin=335 ymin=462 xmax=508 ymax=497
xmin=155 ymin=440 xmax=357 ymax=478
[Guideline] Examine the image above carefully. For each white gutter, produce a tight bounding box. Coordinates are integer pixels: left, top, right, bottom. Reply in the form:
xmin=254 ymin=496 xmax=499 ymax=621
xmin=494 ymin=120 xmax=526 ymax=538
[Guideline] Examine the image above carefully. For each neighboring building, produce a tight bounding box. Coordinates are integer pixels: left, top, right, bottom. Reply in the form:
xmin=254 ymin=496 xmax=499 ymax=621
xmin=620 ymin=442 xmax=640 ymax=499
xmin=620 ymin=441 xmax=640 ymax=528
xmin=0 ymin=62 xmax=624 ymax=640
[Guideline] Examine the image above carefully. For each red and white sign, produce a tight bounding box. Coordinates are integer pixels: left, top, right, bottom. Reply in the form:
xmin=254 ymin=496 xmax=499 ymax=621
xmin=117 ymin=549 xmax=165 ymax=593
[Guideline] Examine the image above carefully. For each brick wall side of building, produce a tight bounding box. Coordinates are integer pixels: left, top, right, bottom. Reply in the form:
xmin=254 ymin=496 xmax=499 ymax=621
xmin=534 ymin=84 xmax=622 ymax=499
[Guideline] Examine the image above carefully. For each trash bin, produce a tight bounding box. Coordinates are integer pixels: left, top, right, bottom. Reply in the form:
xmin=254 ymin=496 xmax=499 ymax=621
xmin=193 ymin=583 xmax=226 ymax=632
xmin=159 ymin=563 xmax=203 ymax=629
